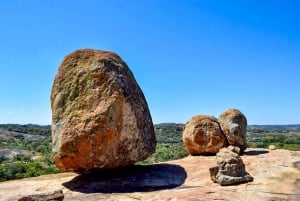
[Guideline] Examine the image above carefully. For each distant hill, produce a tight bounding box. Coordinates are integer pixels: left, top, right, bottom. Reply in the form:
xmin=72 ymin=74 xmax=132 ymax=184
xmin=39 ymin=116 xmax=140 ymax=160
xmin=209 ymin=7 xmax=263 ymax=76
xmin=154 ymin=123 xmax=300 ymax=132
xmin=0 ymin=123 xmax=299 ymax=134
xmin=154 ymin=123 xmax=184 ymax=133
xmin=0 ymin=124 xmax=51 ymax=136
xmin=247 ymin=124 xmax=300 ymax=132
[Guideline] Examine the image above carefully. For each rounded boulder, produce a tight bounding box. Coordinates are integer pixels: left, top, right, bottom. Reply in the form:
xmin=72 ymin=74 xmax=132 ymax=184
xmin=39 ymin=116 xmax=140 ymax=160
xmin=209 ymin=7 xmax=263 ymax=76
xmin=218 ymin=109 xmax=247 ymax=152
xmin=182 ymin=115 xmax=227 ymax=155
xmin=51 ymin=49 xmax=156 ymax=173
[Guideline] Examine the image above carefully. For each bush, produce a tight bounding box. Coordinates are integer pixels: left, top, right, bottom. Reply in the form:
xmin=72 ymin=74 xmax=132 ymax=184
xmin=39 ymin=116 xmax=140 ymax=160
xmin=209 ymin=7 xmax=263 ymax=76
xmin=247 ymin=132 xmax=300 ymax=151
xmin=0 ymin=158 xmax=59 ymax=182
xmin=139 ymin=124 xmax=188 ymax=164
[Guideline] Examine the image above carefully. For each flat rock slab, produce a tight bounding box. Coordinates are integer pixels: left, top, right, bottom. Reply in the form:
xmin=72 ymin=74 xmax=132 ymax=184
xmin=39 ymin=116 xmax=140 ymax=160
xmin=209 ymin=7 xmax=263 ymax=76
xmin=0 ymin=149 xmax=299 ymax=201
xmin=62 ymin=164 xmax=187 ymax=193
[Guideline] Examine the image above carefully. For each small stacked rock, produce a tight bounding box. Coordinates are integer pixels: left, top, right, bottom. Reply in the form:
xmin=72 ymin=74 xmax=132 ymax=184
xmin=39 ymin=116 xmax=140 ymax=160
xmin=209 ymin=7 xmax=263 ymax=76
xmin=51 ymin=49 xmax=156 ymax=173
xmin=209 ymin=146 xmax=253 ymax=186
xmin=182 ymin=115 xmax=227 ymax=155
xmin=218 ymin=109 xmax=248 ymax=152
xmin=182 ymin=108 xmax=247 ymax=155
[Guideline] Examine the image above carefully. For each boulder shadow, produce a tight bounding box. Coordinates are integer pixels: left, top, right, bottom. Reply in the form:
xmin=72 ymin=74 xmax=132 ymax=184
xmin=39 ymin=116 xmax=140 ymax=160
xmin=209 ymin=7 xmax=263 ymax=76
xmin=63 ymin=164 xmax=187 ymax=193
xmin=243 ymin=150 xmax=269 ymax=156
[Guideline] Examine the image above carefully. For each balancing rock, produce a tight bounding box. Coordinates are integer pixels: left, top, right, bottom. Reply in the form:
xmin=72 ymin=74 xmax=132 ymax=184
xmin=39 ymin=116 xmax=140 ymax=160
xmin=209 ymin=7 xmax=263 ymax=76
xmin=51 ymin=49 xmax=156 ymax=173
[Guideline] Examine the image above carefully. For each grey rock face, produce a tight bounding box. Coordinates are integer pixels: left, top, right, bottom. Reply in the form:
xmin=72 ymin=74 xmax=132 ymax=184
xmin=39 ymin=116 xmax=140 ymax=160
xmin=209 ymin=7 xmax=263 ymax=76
xmin=209 ymin=147 xmax=253 ymax=186
xmin=218 ymin=109 xmax=248 ymax=152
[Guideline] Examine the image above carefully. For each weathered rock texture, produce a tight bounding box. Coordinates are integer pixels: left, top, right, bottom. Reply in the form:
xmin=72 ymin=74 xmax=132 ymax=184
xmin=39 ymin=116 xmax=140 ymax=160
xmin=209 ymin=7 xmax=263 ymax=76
xmin=18 ymin=190 xmax=64 ymax=201
xmin=1 ymin=149 xmax=299 ymax=201
xmin=209 ymin=147 xmax=253 ymax=186
xmin=218 ymin=108 xmax=248 ymax=152
xmin=51 ymin=49 xmax=156 ymax=173
xmin=182 ymin=115 xmax=227 ymax=155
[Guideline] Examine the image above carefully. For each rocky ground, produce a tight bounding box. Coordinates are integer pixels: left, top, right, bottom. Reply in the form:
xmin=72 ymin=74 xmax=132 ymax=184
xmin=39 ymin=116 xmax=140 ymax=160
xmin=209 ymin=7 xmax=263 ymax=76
xmin=0 ymin=129 xmax=46 ymax=140
xmin=0 ymin=148 xmax=299 ymax=201
xmin=0 ymin=149 xmax=34 ymax=159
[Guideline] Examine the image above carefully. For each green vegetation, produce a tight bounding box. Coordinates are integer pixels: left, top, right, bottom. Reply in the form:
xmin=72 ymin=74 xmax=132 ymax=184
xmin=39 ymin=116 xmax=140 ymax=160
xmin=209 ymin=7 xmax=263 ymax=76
xmin=0 ymin=136 xmax=51 ymax=155
xmin=247 ymin=128 xmax=300 ymax=151
xmin=0 ymin=125 xmax=58 ymax=182
xmin=0 ymin=156 xmax=59 ymax=182
xmin=0 ymin=123 xmax=299 ymax=182
xmin=139 ymin=123 xmax=188 ymax=164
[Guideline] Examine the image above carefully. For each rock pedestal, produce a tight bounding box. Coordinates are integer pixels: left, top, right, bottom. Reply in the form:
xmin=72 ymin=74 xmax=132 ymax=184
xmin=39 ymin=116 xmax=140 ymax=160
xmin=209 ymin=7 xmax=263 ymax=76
xmin=51 ymin=49 xmax=156 ymax=173
xmin=209 ymin=147 xmax=253 ymax=186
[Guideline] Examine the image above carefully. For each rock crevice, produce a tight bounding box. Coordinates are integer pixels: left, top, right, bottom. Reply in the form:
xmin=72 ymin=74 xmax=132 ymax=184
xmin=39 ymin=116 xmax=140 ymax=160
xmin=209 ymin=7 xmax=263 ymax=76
xmin=182 ymin=108 xmax=247 ymax=155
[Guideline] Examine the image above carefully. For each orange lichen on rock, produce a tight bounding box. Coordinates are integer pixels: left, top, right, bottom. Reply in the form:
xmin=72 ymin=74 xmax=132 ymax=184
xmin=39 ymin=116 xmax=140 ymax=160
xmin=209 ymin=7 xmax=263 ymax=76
xmin=182 ymin=115 xmax=227 ymax=155
xmin=182 ymin=108 xmax=248 ymax=155
xmin=51 ymin=49 xmax=156 ymax=173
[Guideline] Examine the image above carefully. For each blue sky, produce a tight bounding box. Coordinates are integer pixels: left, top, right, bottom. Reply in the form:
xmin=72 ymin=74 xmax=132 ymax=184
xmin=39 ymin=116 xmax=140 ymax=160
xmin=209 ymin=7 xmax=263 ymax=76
xmin=0 ymin=0 xmax=299 ymax=125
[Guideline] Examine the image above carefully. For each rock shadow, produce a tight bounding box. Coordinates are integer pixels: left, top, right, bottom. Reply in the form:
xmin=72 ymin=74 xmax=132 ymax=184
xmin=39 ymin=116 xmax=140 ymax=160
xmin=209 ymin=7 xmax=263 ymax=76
xmin=63 ymin=164 xmax=187 ymax=193
xmin=243 ymin=150 xmax=269 ymax=155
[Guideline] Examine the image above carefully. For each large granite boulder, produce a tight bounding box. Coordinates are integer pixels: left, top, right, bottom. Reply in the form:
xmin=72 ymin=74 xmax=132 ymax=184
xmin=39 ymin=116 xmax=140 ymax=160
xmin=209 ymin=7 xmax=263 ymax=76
xmin=218 ymin=109 xmax=248 ymax=152
xmin=182 ymin=115 xmax=227 ymax=155
xmin=51 ymin=49 xmax=156 ymax=173
xmin=209 ymin=146 xmax=253 ymax=186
